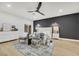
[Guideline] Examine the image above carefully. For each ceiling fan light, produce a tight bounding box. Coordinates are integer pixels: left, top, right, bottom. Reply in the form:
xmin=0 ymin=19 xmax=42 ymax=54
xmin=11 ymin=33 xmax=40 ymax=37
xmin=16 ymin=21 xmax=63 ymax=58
xmin=7 ymin=4 xmax=11 ymax=7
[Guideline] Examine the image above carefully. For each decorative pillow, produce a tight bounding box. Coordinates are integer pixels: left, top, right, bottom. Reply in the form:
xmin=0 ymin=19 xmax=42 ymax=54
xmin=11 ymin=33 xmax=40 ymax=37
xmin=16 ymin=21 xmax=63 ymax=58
xmin=40 ymin=33 xmax=44 ymax=39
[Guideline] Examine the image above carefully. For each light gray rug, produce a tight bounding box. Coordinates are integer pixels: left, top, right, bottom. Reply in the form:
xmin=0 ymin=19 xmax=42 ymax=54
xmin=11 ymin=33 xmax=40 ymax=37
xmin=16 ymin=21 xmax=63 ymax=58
xmin=12 ymin=43 xmax=53 ymax=56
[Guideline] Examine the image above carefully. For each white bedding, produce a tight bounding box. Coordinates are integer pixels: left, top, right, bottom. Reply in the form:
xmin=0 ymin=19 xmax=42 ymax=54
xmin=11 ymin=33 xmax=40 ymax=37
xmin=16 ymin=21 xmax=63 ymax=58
xmin=36 ymin=27 xmax=52 ymax=38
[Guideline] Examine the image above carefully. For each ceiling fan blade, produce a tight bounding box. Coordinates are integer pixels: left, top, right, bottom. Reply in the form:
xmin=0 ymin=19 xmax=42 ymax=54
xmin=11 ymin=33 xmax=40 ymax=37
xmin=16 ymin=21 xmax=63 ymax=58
xmin=27 ymin=2 xmax=45 ymax=16
xmin=36 ymin=2 xmax=42 ymax=11
xmin=37 ymin=11 xmax=45 ymax=16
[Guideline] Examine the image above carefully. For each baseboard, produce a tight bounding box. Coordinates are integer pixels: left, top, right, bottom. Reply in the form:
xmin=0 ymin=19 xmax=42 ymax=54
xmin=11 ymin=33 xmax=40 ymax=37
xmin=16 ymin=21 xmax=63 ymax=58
xmin=0 ymin=39 xmax=17 ymax=44
xmin=59 ymin=38 xmax=79 ymax=42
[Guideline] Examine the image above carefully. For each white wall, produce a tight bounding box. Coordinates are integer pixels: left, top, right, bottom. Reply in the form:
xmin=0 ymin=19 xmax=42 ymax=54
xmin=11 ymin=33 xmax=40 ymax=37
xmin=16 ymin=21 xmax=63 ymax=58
xmin=0 ymin=11 xmax=33 ymax=33
xmin=0 ymin=11 xmax=33 ymax=42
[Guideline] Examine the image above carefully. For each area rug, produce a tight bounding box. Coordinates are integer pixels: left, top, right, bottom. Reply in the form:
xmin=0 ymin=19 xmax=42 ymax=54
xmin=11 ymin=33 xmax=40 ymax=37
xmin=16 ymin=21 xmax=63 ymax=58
xmin=12 ymin=43 xmax=53 ymax=56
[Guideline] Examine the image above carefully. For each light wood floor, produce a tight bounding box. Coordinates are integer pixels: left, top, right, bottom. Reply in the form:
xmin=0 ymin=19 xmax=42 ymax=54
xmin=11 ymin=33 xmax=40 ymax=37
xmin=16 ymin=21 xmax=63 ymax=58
xmin=53 ymin=39 xmax=79 ymax=56
xmin=0 ymin=39 xmax=79 ymax=56
xmin=0 ymin=40 xmax=23 ymax=56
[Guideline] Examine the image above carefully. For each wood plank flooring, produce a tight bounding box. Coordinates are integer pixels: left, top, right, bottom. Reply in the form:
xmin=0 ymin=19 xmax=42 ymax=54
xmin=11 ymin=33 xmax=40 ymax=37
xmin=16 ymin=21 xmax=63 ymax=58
xmin=0 ymin=38 xmax=79 ymax=56
xmin=53 ymin=39 xmax=79 ymax=56
xmin=0 ymin=40 xmax=23 ymax=56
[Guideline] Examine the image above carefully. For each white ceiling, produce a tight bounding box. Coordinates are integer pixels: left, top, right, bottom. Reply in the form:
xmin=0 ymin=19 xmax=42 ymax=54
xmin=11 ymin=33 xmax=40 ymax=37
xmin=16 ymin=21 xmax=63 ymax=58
xmin=0 ymin=2 xmax=79 ymax=20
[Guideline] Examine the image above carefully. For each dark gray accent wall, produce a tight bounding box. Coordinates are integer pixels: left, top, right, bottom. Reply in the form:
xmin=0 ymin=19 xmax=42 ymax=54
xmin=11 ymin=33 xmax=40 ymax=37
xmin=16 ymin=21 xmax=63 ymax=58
xmin=77 ymin=14 xmax=79 ymax=39
xmin=34 ymin=13 xmax=79 ymax=39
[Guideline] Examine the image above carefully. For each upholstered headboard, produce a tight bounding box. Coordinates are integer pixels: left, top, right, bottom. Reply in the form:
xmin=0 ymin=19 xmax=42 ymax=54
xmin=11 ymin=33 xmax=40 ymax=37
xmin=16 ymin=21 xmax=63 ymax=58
xmin=36 ymin=27 xmax=52 ymax=38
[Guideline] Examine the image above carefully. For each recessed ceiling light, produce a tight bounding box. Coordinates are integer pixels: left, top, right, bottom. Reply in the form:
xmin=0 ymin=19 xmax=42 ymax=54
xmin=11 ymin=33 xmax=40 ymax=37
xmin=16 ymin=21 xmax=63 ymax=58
xmin=59 ymin=9 xmax=63 ymax=12
xmin=7 ymin=4 xmax=11 ymax=7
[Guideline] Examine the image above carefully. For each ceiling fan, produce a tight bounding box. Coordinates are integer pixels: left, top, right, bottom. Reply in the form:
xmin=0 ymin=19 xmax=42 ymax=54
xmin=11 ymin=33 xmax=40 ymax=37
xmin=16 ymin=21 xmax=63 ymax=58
xmin=27 ymin=2 xmax=45 ymax=16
